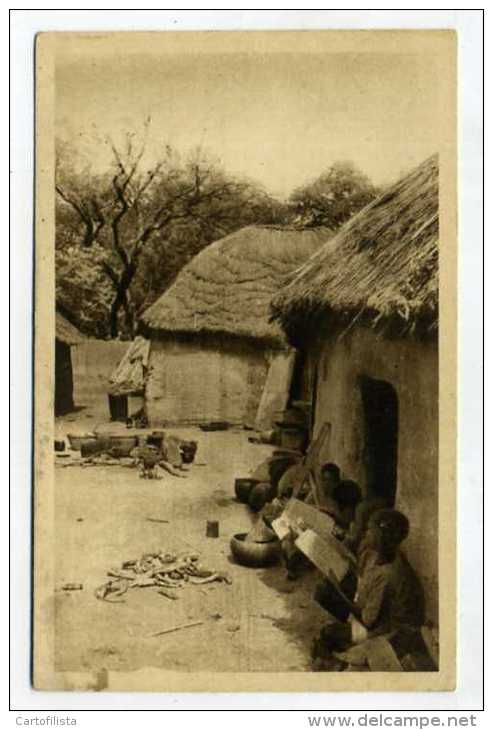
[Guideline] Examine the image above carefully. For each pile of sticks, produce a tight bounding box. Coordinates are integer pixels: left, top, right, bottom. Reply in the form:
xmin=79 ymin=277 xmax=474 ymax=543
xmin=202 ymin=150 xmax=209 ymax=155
xmin=95 ymin=549 xmax=232 ymax=603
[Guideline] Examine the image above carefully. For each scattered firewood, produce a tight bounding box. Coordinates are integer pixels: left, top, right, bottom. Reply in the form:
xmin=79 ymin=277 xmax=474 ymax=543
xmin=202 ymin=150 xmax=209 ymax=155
xmin=95 ymin=579 xmax=128 ymax=603
xmin=158 ymin=589 xmax=179 ymax=600
xmin=158 ymin=460 xmax=187 ymax=478
xmin=96 ymin=549 xmax=231 ymax=603
xmin=148 ymin=620 xmax=204 ymax=637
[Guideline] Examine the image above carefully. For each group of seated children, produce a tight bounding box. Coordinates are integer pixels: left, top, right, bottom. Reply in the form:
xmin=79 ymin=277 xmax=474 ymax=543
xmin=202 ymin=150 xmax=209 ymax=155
xmin=261 ymin=459 xmax=430 ymax=671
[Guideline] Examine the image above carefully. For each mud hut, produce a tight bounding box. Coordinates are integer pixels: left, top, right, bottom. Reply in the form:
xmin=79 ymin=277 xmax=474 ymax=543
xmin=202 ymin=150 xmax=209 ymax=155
xmin=55 ymin=312 xmax=85 ymax=415
xmin=271 ymin=155 xmax=439 ymax=620
xmin=141 ymin=225 xmax=330 ymax=427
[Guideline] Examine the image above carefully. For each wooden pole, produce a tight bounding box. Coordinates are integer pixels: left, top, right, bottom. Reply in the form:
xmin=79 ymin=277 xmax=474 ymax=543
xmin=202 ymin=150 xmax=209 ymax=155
xmin=148 ymin=620 xmax=204 ymax=638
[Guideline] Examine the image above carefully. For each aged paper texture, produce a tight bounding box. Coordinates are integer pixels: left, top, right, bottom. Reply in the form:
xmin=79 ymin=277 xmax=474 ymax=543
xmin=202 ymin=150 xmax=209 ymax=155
xmin=34 ymin=30 xmax=456 ymax=692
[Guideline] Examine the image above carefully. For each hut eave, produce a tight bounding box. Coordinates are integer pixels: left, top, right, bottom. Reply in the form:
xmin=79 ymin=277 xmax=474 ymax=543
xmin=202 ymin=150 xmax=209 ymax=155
xmin=271 ymin=155 xmax=439 ymax=342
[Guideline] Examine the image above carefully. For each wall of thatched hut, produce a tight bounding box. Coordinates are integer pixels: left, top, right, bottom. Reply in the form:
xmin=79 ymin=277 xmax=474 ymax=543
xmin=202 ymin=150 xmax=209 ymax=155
xmin=146 ymin=333 xmax=270 ymax=427
xmin=55 ymin=312 xmax=85 ymax=416
xmin=271 ymin=155 xmax=440 ymax=625
xmin=71 ymin=339 xmax=128 ymax=415
xmin=307 ymin=327 xmax=438 ymax=622
xmin=141 ymin=225 xmax=330 ymax=428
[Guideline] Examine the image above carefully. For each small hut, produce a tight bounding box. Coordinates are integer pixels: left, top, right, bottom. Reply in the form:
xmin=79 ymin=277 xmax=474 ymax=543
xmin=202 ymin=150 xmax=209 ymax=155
xmin=271 ymin=155 xmax=439 ymax=621
xmin=55 ymin=312 xmax=85 ymax=415
xmin=107 ymin=336 xmax=150 ymax=421
xmin=141 ymin=225 xmax=330 ymax=428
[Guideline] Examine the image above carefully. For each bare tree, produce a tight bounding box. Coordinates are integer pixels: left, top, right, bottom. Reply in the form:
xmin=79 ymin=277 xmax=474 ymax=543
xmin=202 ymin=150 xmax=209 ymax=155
xmin=56 ymin=130 xmax=275 ymax=337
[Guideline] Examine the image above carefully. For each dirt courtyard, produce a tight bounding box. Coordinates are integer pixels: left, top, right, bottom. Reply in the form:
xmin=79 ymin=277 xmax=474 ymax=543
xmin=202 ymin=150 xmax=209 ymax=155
xmin=54 ymin=403 xmax=328 ymax=677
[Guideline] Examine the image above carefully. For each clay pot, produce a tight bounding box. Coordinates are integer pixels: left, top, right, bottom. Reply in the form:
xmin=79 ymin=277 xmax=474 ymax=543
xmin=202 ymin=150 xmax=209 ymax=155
xmin=245 ymin=520 xmax=277 ymax=543
xmin=67 ymin=433 xmax=97 ymax=451
xmin=230 ymin=532 xmax=281 ymax=568
xmin=248 ymin=482 xmax=277 ymax=512
xmin=106 ymin=434 xmax=138 ymax=455
xmin=181 ymin=441 xmax=198 ymax=464
xmin=206 ymin=520 xmax=219 ymax=538
xmin=234 ymin=478 xmax=259 ymax=503
xmin=80 ymin=438 xmax=110 ymax=458
xmin=147 ymin=431 xmax=165 ymax=449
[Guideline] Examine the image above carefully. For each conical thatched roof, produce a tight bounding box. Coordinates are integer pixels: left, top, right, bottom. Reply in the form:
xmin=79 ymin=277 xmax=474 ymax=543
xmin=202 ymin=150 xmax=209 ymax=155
xmin=271 ymin=155 xmax=439 ymax=341
xmin=141 ymin=225 xmax=331 ymax=346
xmin=55 ymin=311 xmax=85 ymax=345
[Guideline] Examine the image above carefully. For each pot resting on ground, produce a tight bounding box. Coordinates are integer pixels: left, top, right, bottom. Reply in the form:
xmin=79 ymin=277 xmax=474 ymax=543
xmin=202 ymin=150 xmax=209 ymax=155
xmin=181 ymin=440 xmax=198 ymax=464
xmin=251 ymin=453 xmax=302 ymax=486
xmin=234 ymin=478 xmax=260 ymax=503
xmin=248 ymin=455 xmax=301 ymax=512
xmin=67 ymin=433 xmax=97 ymax=451
xmin=248 ymin=481 xmax=277 ymax=512
xmin=235 ymin=453 xmax=301 ymax=511
xmin=230 ymin=532 xmax=281 ymax=568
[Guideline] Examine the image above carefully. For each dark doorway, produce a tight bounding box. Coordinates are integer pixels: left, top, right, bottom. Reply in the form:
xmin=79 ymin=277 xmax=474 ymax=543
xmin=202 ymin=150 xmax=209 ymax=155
xmin=289 ymin=349 xmax=318 ymax=438
xmin=289 ymin=349 xmax=307 ymax=403
xmin=359 ymin=376 xmax=399 ymax=505
xmin=55 ymin=339 xmax=75 ymax=416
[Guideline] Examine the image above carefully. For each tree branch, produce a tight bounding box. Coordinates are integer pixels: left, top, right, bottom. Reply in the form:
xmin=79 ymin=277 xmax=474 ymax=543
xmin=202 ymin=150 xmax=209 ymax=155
xmin=100 ymin=260 xmax=120 ymax=287
xmin=56 ymin=186 xmax=102 ymax=247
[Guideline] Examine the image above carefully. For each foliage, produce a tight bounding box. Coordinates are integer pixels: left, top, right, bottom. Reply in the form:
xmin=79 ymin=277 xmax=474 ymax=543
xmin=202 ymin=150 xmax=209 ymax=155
xmin=56 ymin=244 xmax=114 ymax=338
xmin=55 ymin=130 xmax=379 ymax=338
xmin=288 ymin=160 xmax=380 ymax=229
xmin=56 ymin=130 xmax=286 ymax=338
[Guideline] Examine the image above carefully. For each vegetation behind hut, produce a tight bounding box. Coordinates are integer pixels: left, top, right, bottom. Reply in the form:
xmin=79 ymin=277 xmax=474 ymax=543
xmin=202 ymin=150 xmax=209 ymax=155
xmin=56 ymin=131 xmax=285 ymax=339
xmin=272 ymin=155 xmax=439 ymax=342
xmin=288 ymin=160 xmax=380 ymax=229
xmin=55 ymin=124 xmax=381 ymax=340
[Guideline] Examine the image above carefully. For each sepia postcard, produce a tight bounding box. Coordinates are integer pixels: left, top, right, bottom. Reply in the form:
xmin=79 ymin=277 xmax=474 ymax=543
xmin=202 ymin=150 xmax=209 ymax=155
xmin=34 ymin=29 xmax=457 ymax=692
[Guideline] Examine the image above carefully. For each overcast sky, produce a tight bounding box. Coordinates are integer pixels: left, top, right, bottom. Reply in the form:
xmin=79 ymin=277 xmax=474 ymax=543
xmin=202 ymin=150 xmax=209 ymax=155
xmin=56 ymin=37 xmax=444 ymax=199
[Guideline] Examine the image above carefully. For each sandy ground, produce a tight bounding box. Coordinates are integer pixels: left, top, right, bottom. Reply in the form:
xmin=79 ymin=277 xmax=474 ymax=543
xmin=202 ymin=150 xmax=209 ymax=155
xmin=54 ymin=398 xmax=328 ymax=675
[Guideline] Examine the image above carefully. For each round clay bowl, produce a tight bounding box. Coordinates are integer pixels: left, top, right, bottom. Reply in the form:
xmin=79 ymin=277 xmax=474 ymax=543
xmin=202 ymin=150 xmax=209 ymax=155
xmin=181 ymin=442 xmax=198 ymax=464
xmin=107 ymin=434 xmax=138 ymax=453
xmin=234 ymin=478 xmax=259 ymax=503
xmin=230 ymin=532 xmax=281 ymax=568
xmin=67 ymin=433 xmax=96 ymax=451
xmin=248 ymin=482 xmax=277 ymax=512
xmin=80 ymin=438 xmax=109 ymax=458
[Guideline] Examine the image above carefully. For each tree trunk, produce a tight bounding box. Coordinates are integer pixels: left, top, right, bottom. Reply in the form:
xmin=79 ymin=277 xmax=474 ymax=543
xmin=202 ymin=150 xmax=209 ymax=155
xmin=107 ymin=248 xmax=143 ymax=337
xmin=123 ymin=298 xmax=135 ymax=338
xmin=109 ymin=297 xmax=121 ymax=339
xmin=109 ymin=283 xmax=135 ymax=338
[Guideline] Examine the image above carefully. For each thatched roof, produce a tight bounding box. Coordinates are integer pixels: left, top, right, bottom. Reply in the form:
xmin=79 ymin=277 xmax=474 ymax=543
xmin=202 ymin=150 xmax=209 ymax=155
xmin=271 ymin=155 xmax=439 ymax=341
xmin=108 ymin=336 xmax=150 ymax=396
xmin=141 ymin=225 xmax=331 ymax=346
xmin=56 ymin=312 xmax=85 ymax=346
